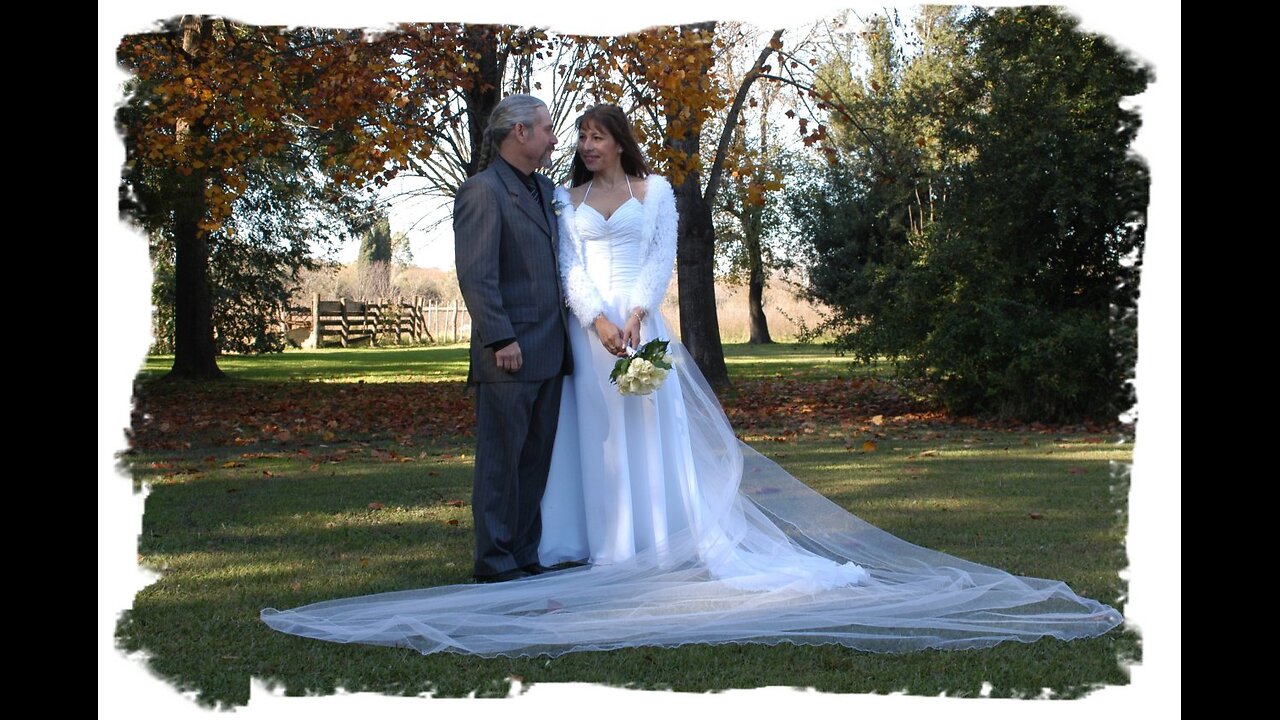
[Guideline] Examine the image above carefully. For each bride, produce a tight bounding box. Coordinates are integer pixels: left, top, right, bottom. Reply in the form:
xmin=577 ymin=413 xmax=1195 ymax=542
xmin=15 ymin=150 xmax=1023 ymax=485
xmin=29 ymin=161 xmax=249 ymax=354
xmin=261 ymin=105 xmax=1123 ymax=656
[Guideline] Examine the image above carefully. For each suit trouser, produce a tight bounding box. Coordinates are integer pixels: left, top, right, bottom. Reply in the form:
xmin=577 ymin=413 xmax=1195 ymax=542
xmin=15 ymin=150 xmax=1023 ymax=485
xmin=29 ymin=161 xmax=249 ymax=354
xmin=471 ymin=375 xmax=564 ymax=576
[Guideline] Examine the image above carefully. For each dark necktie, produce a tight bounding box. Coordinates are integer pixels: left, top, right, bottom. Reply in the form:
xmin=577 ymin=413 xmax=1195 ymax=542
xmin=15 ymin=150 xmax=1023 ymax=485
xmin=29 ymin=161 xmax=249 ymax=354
xmin=526 ymin=177 xmax=543 ymax=208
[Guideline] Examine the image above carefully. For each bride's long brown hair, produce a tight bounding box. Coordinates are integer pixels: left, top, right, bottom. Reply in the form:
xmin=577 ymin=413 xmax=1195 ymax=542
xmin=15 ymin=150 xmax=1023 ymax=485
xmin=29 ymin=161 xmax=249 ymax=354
xmin=568 ymin=105 xmax=650 ymax=186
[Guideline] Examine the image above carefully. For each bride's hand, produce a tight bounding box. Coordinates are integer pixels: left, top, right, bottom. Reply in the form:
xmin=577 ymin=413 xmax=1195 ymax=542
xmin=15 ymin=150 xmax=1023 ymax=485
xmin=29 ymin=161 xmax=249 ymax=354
xmin=593 ymin=315 xmax=628 ymax=357
xmin=622 ymin=312 xmax=643 ymax=350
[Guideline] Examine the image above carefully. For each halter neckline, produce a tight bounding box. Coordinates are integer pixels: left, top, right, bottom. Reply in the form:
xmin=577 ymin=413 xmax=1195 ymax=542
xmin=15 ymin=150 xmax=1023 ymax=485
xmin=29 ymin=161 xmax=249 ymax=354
xmin=579 ymin=175 xmax=636 ymax=222
xmin=584 ymin=175 xmax=634 ymax=202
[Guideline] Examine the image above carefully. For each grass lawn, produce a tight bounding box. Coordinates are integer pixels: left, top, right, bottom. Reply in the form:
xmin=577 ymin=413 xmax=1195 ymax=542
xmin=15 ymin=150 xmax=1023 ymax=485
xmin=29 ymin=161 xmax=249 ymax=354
xmin=111 ymin=343 xmax=1138 ymax=707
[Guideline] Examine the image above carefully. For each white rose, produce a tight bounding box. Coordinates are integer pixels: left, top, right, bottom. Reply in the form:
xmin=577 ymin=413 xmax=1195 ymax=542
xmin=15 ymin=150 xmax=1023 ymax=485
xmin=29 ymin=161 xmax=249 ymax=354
xmin=631 ymin=358 xmax=654 ymax=381
xmin=620 ymin=376 xmax=640 ymax=395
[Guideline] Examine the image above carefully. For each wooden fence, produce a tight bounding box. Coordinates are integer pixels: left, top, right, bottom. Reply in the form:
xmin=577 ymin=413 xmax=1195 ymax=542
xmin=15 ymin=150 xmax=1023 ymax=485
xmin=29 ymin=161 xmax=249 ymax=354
xmin=295 ymin=295 xmax=470 ymax=348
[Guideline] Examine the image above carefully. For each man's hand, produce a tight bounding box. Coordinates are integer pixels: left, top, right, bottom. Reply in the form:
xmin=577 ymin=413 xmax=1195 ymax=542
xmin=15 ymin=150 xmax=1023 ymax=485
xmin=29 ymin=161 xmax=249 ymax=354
xmin=495 ymin=341 xmax=523 ymax=373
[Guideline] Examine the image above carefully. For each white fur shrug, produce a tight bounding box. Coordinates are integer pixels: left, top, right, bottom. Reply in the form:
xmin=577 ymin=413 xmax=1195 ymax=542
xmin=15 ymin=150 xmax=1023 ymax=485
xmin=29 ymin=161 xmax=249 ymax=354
xmin=554 ymin=174 xmax=678 ymax=329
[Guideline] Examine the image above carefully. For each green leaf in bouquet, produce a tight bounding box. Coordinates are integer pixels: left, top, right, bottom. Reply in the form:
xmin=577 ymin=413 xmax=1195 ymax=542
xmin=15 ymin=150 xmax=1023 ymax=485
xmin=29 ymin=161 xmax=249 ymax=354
xmin=639 ymin=338 xmax=669 ymax=357
xmin=609 ymin=356 xmax=631 ymax=384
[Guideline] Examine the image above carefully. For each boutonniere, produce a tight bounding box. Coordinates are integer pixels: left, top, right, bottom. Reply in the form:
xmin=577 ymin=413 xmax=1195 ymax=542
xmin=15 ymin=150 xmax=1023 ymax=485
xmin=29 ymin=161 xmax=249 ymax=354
xmin=552 ymin=199 xmax=565 ymax=217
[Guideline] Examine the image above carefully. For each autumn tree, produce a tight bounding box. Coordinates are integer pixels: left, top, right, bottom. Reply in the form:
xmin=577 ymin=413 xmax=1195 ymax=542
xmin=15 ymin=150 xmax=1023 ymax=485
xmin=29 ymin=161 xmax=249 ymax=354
xmin=378 ymin=22 xmax=598 ymax=242
xmin=120 ymin=19 xmax=356 ymax=366
xmin=118 ymin=17 xmax=477 ymax=376
xmin=303 ymin=25 xmax=600 ymax=273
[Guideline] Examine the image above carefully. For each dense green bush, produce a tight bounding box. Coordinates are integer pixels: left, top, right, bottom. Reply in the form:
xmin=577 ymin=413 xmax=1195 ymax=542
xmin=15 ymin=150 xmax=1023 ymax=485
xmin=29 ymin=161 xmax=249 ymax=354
xmin=790 ymin=7 xmax=1149 ymax=422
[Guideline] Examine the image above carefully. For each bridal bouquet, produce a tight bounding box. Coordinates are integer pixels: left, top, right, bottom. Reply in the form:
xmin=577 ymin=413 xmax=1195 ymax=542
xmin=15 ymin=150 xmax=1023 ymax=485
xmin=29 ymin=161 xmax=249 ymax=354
xmin=609 ymin=338 xmax=672 ymax=396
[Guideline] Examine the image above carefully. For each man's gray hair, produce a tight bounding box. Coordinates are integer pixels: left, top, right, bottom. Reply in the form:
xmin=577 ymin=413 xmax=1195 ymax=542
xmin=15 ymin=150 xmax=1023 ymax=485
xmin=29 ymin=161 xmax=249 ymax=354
xmin=476 ymin=94 xmax=547 ymax=172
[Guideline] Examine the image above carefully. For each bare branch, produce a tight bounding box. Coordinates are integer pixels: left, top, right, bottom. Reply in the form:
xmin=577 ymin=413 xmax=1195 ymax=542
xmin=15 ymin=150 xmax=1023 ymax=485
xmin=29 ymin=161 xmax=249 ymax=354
xmin=703 ymin=29 xmax=784 ymax=206
xmin=756 ymin=72 xmax=892 ymax=167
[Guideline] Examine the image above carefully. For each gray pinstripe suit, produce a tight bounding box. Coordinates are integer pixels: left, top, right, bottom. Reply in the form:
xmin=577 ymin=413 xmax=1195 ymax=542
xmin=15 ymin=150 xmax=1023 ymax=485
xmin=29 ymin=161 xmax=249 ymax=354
xmin=454 ymin=159 xmax=573 ymax=577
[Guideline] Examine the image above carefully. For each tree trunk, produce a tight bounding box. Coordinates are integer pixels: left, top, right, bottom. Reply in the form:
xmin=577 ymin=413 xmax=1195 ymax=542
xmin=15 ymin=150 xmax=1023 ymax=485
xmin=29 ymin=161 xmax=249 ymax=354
xmin=463 ymin=26 xmax=502 ymax=178
xmin=673 ymin=162 xmax=730 ymax=388
xmin=168 ymin=173 xmax=223 ymax=380
xmin=746 ymin=232 xmax=773 ymax=344
xmin=167 ymin=16 xmax=223 ymax=380
xmin=677 ymin=25 xmax=782 ymax=381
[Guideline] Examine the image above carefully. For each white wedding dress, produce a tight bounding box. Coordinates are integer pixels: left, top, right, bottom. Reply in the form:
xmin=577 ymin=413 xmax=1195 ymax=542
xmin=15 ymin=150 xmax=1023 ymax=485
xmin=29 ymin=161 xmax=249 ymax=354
xmin=260 ymin=177 xmax=1123 ymax=656
xmin=538 ymin=183 xmax=868 ymax=591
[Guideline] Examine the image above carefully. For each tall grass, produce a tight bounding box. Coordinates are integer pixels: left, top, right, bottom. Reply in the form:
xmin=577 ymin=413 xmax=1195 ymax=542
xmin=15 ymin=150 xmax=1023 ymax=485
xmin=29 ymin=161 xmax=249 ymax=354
xmin=662 ymin=279 xmax=828 ymax=343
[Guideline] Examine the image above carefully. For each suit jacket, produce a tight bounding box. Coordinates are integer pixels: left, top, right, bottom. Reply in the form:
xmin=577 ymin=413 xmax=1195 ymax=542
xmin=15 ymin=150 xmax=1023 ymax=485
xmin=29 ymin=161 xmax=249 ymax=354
xmin=454 ymin=159 xmax=573 ymax=384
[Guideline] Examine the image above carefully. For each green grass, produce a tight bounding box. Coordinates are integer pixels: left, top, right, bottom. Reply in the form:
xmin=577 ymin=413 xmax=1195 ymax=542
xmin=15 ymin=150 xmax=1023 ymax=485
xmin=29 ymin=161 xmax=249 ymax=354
xmin=114 ymin=343 xmax=1137 ymax=706
xmin=720 ymin=342 xmax=891 ymax=382
xmin=139 ymin=344 xmax=473 ymax=384
xmin=138 ymin=342 xmax=876 ymax=384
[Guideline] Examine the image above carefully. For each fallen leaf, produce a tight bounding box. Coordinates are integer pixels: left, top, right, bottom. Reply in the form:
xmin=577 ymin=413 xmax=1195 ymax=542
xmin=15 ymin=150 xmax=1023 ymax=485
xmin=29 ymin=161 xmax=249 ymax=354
xmin=446 ymin=519 xmax=459 ymax=525
xmin=861 ymin=440 xmax=877 ymax=452
xmin=1067 ymin=467 xmax=1085 ymax=475
xmin=360 ymin=557 xmax=369 ymax=567
xmin=368 ymin=502 xmax=384 ymax=510
xmin=870 ymin=415 xmax=884 ymax=426
xmin=262 ymin=470 xmax=274 ymax=477
xmin=920 ymin=449 xmax=939 ymax=457
xmin=445 ymin=499 xmax=465 ymax=507
xmin=222 ymin=461 xmax=243 ymax=469
xmin=1028 ymin=512 xmax=1044 ymax=520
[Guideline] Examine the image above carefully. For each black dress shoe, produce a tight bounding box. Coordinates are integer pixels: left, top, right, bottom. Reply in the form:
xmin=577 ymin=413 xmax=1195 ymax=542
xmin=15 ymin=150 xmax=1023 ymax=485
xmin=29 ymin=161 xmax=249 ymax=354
xmin=472 ymin=568 xmax=531 ymax=583
xmin=521 ymin=563 xmax=556 ymax=575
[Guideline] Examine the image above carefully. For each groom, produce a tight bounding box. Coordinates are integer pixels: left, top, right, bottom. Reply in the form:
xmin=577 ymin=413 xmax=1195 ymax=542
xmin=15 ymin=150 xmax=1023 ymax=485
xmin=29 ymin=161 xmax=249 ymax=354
xmin=454 ymin=94 xmax=573 ymax=583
